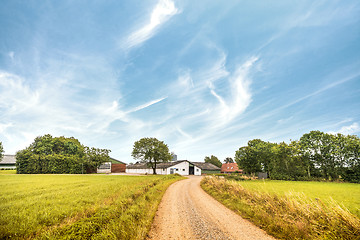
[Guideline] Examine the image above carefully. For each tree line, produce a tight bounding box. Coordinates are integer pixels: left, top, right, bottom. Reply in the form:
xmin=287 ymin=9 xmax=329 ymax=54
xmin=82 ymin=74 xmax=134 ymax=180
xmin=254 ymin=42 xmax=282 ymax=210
xmin=15 ymin=134 xmax=110 ymax=174
xmin=235 ymin=131 xmax=360 ymax=182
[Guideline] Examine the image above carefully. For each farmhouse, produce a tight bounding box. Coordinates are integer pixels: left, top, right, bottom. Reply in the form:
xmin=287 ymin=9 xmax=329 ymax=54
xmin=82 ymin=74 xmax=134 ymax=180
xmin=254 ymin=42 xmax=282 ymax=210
xmin=126 ymin=160 xmax=220 ymax=175
xmin=0 ymin=155 xmax=16 ymax=169
xmin=221 ymin=162 xmax=242 ymax=174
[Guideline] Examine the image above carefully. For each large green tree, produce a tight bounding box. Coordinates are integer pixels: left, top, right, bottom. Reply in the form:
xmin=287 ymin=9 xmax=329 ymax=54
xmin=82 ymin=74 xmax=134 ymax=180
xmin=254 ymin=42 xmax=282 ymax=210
xmin=16 ymin=134 xmax=110 ymax=174
xmin=299 ymin=131 xmax=338 ymax=180
xmin=269 ymin=141 xmax=308 ymax=180
xmin=235 ymin=139 xmax=274 ymax=175
xmin=131 ymin=137 xmax=172 ymax=174
xmin=235 ymin=146 xmax=260 ymax=175
xmin=204 ymin=155 xmax=222 ymax=168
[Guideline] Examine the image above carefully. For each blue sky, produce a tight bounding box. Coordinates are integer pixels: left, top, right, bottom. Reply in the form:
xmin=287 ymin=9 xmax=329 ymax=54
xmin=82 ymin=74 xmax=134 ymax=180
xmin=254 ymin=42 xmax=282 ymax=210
xmin=0 ymin=0 xmax=359 ymax=163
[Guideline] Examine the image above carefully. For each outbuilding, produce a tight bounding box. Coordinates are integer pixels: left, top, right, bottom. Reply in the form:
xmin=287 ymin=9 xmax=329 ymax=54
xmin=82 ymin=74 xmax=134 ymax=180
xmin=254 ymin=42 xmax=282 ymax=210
xmin=0 ymin=155 xmax=16 ymax=170
xmin=126 ymin=160 xmax=220 ymax=175
xmin=97 ymin=157 xmax=126 ymax=173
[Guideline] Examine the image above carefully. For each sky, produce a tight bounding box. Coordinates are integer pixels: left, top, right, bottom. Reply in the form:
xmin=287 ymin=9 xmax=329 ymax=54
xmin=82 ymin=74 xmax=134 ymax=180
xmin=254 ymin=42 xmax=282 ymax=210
xmin=0 ymin=0 xmax=359 ymax=163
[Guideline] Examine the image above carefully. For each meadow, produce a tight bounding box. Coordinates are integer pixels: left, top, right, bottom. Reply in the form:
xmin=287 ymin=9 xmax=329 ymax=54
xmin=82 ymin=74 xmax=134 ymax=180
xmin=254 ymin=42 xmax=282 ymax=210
xmin=234 ymin=179 xmax=360 ymax=217
xmin=201 ymin=177 xmax=360 ymax=240
xmin=0 ymin=173 xmax=183 ymax=239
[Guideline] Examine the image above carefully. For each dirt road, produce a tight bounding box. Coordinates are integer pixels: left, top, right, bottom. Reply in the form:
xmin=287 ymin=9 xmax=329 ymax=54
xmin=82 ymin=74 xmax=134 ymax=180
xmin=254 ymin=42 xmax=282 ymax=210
xmin=147 ymin=176 xmax=275 ymax=240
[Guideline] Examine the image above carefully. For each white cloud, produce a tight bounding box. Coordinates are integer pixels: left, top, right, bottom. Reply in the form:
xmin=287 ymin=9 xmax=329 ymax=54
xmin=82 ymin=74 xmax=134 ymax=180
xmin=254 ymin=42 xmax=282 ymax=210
xmin=208 ymin=56 xmax=258 ymax=126
xmin=329 ymin=122 xmax=360 ymax=135
xmin=8 ymin=51 xmax=14 ymax=61
xmin=0 ymin=123 xmax=13 ymax=134
xmin=0 ymin=72 xmax=40 ymax=113
xmin=122 ymin=0 xmax=178 ymax=50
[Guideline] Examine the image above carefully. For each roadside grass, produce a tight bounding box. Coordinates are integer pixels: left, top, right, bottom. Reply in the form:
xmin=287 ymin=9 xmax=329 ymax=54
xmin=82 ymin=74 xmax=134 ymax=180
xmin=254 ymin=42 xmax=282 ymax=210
xmin=201 ymin=176 xmax=360 ymax=240
xmin=0 ymin=174 xmax=184 ymax=239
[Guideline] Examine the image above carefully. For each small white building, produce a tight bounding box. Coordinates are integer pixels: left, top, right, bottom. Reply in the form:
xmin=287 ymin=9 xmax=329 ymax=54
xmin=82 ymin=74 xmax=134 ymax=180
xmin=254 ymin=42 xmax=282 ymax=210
xmin=126 ymin=160 xmax=220 ymax=176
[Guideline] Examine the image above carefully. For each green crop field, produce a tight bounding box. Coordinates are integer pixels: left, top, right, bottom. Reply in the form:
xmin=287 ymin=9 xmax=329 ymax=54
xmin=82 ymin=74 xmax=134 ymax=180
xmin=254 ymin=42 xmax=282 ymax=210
xmin=0 ymin=173 xmax=183 ymax=239
xmin=201 ymin=177 xmax=360 ymax=240
xmin=235 ymin=179 xmax=360 ymax=217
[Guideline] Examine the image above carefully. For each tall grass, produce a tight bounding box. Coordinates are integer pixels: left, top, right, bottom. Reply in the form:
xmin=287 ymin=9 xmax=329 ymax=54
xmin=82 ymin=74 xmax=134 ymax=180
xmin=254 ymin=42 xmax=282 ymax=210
xmin=0 ymin=174 xmax=183 ymax=239
xmin=201 ymin=176 xmax=360 ymax=240
xmin=233 ymin=179 xmax=360 ymax=217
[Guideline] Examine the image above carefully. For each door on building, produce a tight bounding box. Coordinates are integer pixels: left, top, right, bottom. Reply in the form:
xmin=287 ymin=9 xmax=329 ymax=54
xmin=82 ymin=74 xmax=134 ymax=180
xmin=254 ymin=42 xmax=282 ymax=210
xmin=170 ymin=168 xmax=174 ymax=174
xmin=189 ymin=163 xmax=194 ymax=175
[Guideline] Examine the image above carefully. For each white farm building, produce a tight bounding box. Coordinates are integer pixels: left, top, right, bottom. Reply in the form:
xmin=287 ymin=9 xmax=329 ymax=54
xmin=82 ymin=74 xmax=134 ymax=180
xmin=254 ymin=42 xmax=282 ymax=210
xmin=126 ymin=160 xmax=220 ymax=176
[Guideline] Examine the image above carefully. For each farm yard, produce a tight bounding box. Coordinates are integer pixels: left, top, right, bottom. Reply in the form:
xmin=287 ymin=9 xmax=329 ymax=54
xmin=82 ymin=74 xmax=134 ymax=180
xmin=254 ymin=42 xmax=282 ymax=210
xmin=0 ymin=173 xmax=183 ymax=239
xmin=201 ymin=176 xmax=360 ymax=240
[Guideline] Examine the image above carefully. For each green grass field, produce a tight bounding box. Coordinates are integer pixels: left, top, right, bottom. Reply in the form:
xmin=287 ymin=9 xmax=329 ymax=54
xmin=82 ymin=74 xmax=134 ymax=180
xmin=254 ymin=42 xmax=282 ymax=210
xmin=0 ymin=170 xmax=16 ymax=174
xmin=201 ymin=177 xmax=360 ymax=240
xmin=234 ymin=179 xmax=360 ymax=217
xmin=0 ymin=173 xmax=183 ymax=239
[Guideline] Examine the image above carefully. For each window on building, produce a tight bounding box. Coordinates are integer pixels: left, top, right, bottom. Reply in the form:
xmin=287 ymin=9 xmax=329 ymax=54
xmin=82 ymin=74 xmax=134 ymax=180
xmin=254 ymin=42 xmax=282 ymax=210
xmin=183 ymin=169 xmax=185 ymax=171
xmin=196 ymin=169 xmax=199 ymax=171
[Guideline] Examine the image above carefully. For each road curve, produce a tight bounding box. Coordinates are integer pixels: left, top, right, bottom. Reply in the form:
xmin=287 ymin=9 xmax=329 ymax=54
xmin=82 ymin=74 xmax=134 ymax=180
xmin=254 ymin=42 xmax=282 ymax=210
xmin=147 ymin=176 xmax=275 ymax=240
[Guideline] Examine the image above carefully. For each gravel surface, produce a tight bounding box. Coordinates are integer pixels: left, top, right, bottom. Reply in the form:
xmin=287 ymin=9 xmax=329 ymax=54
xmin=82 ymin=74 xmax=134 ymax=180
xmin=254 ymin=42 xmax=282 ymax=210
xmin=147 ymin=176 xmax=275 ymax=240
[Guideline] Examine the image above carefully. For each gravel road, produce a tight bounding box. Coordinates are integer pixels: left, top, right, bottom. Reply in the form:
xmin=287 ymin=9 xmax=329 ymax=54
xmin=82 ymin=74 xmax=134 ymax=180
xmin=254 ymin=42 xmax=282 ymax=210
xmin=147 ymin=176 xmax=275 ymax=240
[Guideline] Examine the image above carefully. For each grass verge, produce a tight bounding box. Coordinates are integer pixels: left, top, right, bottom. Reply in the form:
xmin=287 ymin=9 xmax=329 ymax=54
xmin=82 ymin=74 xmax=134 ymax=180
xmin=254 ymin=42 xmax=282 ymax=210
xmin=201 ymin=176 xmax=360 ymax=240
xmin=0 ymin=174 xmax=184 ymax=239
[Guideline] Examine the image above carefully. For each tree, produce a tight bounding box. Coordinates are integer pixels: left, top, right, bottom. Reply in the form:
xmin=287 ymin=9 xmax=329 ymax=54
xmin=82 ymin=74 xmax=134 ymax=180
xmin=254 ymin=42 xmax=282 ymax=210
xmin=204 ymin=155 xmax=222 ymax=168
xmin=15 ymin=134 xmax=110 ymax=174
xmin=224 ymin=157 xmax=234 ymax=163
xmin=235 ymin=146 xmax=260 ymax=175
xmin=337 ymin=134 xmax=360 ymax=182
xmin=299 ymin=131 xmax=338 ymax=180
xmin=0 ymin=142 xmax=4 ymax=161
xmin=131 ymin=137 xmax=172 ymax=174
xmin=269 ymin=141 xmax=308 ymax=180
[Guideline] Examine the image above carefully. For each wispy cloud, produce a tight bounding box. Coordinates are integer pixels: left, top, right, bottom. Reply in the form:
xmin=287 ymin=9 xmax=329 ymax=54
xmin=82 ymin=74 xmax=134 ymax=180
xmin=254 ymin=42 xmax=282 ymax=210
xmin=128 ymin=97 xmax=167 ymax=113
xmin=122 ymin=0 xmax=178 ymax=50
xmin=208 ymin=56 xmax=258 ymax=126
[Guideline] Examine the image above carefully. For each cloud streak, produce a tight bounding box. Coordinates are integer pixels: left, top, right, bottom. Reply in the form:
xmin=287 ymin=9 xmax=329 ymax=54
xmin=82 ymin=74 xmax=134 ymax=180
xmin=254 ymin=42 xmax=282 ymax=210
xmin=128 ymin=97 xmax=167 ymax=113
xmin=122 ymin=0 xmax=178 ymax=50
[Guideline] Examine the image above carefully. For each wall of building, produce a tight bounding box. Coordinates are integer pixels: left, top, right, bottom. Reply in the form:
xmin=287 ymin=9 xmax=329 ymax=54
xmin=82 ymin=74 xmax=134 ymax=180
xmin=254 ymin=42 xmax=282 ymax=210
xmin=126 ymin=161 xmax=204 ymax=175
xmin=194 ymin=166 xmax=201 ymax=176
xmin=0 ymin=164 xmax=16 ymax=170
xmin=111 ymin=164 xmax=126 ymax=173
xmin=97 ymin=162 xmax=112 ymax=174
xmin=167 ymin=161 xmax=189 ymax=175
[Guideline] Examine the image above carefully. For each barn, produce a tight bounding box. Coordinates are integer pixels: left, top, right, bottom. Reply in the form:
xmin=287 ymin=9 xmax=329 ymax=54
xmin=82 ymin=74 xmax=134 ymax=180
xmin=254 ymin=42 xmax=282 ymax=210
xmin=97 ymin=157 xmax=126 ymax=174
xmin=126 ymin=160 xmax=220 ymax=175
xmin=0 ymin=155 xmax=16 ymax=169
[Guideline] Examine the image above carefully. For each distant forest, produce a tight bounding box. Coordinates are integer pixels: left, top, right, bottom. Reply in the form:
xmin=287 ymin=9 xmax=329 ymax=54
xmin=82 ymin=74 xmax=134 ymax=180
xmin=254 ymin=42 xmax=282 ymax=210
xmin=235 ymin=131 xmax=360 ymax=183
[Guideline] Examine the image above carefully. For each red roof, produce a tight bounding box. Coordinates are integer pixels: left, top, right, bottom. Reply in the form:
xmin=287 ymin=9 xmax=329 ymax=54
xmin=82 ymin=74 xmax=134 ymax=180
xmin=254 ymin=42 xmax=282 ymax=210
xmin=221 ymin=163 xmax=242 ymax=173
